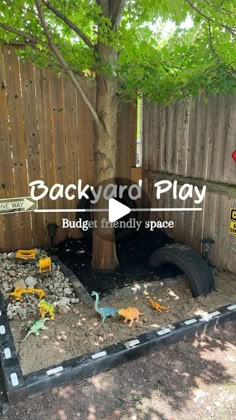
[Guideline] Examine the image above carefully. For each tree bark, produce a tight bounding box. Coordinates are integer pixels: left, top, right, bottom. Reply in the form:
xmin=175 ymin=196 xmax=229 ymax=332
xmin=91 ymin=38 xmax=119 ymax=269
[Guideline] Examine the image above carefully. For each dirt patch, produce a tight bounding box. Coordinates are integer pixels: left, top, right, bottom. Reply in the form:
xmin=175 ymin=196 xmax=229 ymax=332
xmin=3 ymin=322 xmax=236 ymax=420
xmin=10 ymin=270 xmax=236 ymax=375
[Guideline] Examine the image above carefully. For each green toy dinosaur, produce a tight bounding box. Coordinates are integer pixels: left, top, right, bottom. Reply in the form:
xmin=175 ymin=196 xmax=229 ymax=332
xmin=21 ymin=318 xmax=50 ymax=342
xmin=91 ymin=291 xmax=118 ymax=323
xmin=38 ymin=300 xmax=55 ymax=320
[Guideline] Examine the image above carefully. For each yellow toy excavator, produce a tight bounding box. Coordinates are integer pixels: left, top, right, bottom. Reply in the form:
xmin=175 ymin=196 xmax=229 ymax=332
xmin=10 ymin=287 xmax=45 ymax=301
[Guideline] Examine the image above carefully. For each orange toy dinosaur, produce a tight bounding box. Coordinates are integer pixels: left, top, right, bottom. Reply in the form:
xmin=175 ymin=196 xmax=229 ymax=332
xmin=118 ymin=307 xmax=144 ymax=327
xmin=148 ymin=298 xmax=168 ymax=312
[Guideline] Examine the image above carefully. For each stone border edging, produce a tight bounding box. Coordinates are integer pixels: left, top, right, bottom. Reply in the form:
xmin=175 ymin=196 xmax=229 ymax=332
xmin=51 ymin=255 xmax=94 ymax=308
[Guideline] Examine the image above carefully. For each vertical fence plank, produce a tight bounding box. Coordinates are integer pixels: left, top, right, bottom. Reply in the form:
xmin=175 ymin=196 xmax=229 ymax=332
xmin=116 ymin=101 xmax=137 ymax=179
xmin=20 ymin=59 xmax=46 ymax=246
xmin=34 ymin=68 xmax=57 ymax=247
xmin=165 ymin=105 xmax=175 ymax=174
xmin=159 ymin=104 xmax=167 ymax=173
xmin=170 ymin=102 xmax=178 ymax=175
xmin=186 ymin=97 xmax=197 ymax=177
xmin=0 ymin=45 xmax=17 ymax=250
xmin=63 ymin=79 xmax=81 ymax=240
xmin=49 ymin=73 xmax=68 ymax=243
xmin=178 ymin=100 xmax=190 ymax=177
xmin=4 ymin=46 xmax=32 ymax=249
xmin=142 ymin=102 xmax=150 ymax=170
xmin=224 ymin=95 xmax=236 ymax=184
xmin=76 ymin=83 xmax=91 ymax=184
xmin=208 ymin=96 xmax=227 ymax=183
xmin=195 ymin=96 xmax=208 ymax=179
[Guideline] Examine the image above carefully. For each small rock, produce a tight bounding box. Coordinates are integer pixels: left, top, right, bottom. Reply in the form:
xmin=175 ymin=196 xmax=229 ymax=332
xmin=7 ymin=252 xmax=15 ymax=259
xmin=70 ymin=298 xmax=79 ymax=304
xmin=25 ymin=276 xmax=37 ymax=288
xmin=2 ymin=281 xmax=10 ymax=290
xmin=55 ymin=297 xmax=70 ymax=306
xmin=7 ymin=309 xmax=13 ymax=318
xmin=64 ymin=287 xmax=72 ymax=296
xmin=9 ymin=270 xmax=16 ymax=277
xmin=60 ymin=335 xmax=67 ymax=341
xmin=2 ymin=293 xmax=9 ymax=301
xmin=13 ymin=279 xmax=26 ymax=289
xmin=57 ymin=305 xmax=70 ymax=315
xmin=15 ymin=307 xmax=27 ymax=320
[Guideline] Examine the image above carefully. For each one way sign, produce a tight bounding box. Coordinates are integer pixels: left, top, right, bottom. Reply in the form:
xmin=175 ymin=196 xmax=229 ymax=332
xmin=0 ymin=197 xmax=37 ymax=215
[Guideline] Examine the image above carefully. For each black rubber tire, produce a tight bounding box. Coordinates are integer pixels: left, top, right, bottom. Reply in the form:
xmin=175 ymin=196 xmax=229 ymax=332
xmin=149 ymin=243 xmax=215 ymax=297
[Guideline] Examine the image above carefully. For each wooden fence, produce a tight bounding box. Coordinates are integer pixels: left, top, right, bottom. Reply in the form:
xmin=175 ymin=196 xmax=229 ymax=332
xmin=0 ymin=45 xmax=137 ymax=251
xmin=143 ymin=95 xmax=236 ymax=273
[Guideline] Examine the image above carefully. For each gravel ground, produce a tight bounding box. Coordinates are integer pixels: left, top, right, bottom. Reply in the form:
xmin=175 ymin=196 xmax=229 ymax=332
xmin=0 ymin=250 xmax=79 ymax=320
xmin=1 ymin=321 xmax=235 ymax=420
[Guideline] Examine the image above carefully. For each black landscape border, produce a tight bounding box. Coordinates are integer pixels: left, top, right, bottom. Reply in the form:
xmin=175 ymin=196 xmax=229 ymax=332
xmin=0 ymin=292 xmax=235 ymax=407
xmin=0 ymin=293 xmax=26 ymax=405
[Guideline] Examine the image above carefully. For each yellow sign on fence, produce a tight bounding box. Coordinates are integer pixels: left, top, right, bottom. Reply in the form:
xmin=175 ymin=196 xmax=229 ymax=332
xmin=229 ymin=209 xmax=236 ymax=236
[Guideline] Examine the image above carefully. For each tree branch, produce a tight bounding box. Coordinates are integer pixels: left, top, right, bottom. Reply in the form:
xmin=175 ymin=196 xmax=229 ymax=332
xmin=0 ymin=22 xmax=49 ymax=48
xmin=186 ymin=0 xmax=236 ymax=36
xmin=203 ymin=0 xmax=236 ymax=17
xmin=207 ymin=22 xmax=236 ymax=77
xmin=43 ymin=0 xmax=95 ymax=49
xmin=35 ymin=0 xmax=100 ymax=126
xmin=111 ymin=0 xmax=127 ymax=28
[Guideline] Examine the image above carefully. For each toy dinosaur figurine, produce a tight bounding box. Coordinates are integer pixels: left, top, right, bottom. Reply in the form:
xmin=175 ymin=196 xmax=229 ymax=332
xmin=10 ymin=287 xmax=45 ymax=301
xmin=118 ymin=307 xmax=144 ymax=327
xmin=21 ymin=318 xmax=50 ymax=342
xmin=91 ymin=291 xmax=118 ymax=323
xmin=148 ymin=298 xmax=169 ymax=313
xmin=38 ymin=300 xmax=55 ymax=320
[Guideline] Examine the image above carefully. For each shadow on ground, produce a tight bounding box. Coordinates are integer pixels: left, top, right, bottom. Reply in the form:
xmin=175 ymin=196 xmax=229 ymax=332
xmin=2 ymin=322 xmax=236 ymax=420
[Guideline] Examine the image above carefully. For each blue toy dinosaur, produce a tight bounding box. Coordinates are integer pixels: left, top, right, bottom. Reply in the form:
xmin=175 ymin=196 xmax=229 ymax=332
xmin=91 ymin=291 xmax=118 ymax=323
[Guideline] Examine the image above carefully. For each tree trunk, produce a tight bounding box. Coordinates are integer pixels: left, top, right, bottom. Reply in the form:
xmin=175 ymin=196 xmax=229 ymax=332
xmin=91 ymin=40 xmax=119 ymax=270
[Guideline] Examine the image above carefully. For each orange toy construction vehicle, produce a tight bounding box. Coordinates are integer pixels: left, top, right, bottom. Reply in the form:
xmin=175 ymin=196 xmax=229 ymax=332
xmin=10 ymin=287 xmax=45 ymax=301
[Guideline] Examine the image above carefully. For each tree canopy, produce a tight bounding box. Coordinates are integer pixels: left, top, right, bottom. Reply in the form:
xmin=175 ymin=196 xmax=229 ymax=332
xmin=0 ymin=0 xmax=235 ymax=103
